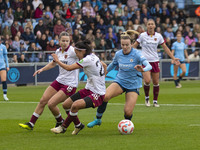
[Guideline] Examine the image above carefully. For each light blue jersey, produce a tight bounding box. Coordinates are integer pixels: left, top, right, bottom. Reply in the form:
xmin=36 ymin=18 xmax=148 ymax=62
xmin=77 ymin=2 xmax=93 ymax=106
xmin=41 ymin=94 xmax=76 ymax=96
xmin=171 ymin=41 xmax=187 ymax=62
xmin=0 ymin=43 xmax=9 ymax=69
xmin=107 ymin=48 xmax=150 ymax=89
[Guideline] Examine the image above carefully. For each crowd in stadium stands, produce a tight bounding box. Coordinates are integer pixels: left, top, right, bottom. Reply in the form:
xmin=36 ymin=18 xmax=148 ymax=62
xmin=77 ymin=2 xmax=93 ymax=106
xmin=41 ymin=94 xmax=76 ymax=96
xmin=0 ymin=0 xmax=199 ymax=62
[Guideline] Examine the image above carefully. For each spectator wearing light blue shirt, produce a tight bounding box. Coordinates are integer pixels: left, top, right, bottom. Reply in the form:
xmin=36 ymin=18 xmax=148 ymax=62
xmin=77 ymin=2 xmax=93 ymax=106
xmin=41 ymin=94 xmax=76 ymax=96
xmin=164 ymin=27 xmax=175 ymax=40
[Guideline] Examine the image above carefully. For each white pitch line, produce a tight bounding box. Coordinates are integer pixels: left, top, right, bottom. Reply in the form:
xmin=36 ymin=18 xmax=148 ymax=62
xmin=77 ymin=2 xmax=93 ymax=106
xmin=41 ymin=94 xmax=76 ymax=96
xmin=0 ymin=101 xmax=200 ymax=107
xmin=189 ymin=124 xmax=200 ymax=127
xmin=0 ymin=101 xmax=38 ymax=104
xmin=108 ymin=103 xmax=200 ymax=107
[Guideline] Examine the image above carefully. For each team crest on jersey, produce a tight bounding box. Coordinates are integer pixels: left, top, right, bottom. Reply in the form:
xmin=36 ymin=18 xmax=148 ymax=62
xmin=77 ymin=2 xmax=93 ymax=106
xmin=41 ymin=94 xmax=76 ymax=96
xmin=65 ymin=55 xmax=68 ymax=59
xmin=130 ymin=59 xmax=133 ymax=62
xmin=0 ymin=49 xmax=3 ymax=51
xmin=154 ymin=38 xmax=157 ymax=41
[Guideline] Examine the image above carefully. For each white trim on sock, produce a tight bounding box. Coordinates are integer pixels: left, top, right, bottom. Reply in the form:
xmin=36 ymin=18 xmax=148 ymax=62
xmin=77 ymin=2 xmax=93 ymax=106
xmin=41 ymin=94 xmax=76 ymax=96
xmin=29 ymin=122 xmax=34 ymax=127
xmin=144 ymin=83 xmax=150 ymax=86
xmin=65 ymin=109 xmax=70 ymax=112
xmin=33 ymin=112 xmax=40 ymax=118
xmin=75 ymin=123 xmax=81 ymax=127
xmin=153 ymin=100 xmax=157 ymax=103
xmin=55 ymin=113 xmax=61 ymax=119
xmin=69 ymin=111 xmax=78 ymax=116
xmin=153 ymin=84 xmax=159 ymax=87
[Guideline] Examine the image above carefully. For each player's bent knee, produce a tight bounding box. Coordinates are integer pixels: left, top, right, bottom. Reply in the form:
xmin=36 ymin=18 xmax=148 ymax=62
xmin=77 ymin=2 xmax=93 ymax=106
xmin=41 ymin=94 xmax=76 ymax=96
xmin=47 ymin=101 xmax=55 ymax=109
xmin=62 ymin=103 xmax=69 ymax=109
xmin=39 ymin=98 xmax=48 ymax=107
xmin=104 ymin=96 xmax=110 ymax=102
xmin=62 ymin=101 xmax=71 ymax=109
xmin=104 ymin=94 xmax=111 ymax=102
xmin=71 ymin=102 xmax=80 ymax=111
xmin=144 ymin=81 xmax=151 ymax=85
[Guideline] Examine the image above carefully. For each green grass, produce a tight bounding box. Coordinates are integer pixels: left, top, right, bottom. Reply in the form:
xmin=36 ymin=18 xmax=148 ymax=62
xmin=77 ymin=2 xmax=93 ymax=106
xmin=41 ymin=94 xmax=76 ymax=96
xmin=0 ymin=81 xmax=200 ymax=150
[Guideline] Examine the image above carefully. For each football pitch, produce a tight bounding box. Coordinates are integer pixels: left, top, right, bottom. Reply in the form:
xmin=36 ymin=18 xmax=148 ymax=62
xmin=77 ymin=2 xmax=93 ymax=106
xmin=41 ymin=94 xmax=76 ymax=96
xmin=0 ymin=81 xmax=200 ymax=150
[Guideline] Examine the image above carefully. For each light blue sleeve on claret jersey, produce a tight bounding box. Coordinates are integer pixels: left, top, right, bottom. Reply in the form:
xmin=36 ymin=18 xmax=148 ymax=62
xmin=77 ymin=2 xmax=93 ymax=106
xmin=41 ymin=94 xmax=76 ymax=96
xmin=3 ymin=45 xmax=9 ymax=68
xmin=107 ymin=52 xmax=119 ymax=72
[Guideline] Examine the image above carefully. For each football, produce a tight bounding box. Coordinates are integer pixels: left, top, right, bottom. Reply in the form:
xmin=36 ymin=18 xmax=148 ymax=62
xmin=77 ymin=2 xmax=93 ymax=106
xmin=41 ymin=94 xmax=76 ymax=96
xmin=118 ymin=120 xmax=134 ymax=135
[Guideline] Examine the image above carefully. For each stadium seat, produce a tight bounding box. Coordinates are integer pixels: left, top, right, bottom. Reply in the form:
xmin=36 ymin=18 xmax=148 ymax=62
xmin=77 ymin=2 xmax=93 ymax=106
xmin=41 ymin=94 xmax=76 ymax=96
xmin=109 ymin=4 xmax=117 ymax=14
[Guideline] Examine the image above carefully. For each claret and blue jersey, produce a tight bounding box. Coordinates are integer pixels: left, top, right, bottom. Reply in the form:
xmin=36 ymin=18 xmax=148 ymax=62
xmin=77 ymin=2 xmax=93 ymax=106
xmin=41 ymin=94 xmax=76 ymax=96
xmin=107 ymin=48 xmax=146 ymax=89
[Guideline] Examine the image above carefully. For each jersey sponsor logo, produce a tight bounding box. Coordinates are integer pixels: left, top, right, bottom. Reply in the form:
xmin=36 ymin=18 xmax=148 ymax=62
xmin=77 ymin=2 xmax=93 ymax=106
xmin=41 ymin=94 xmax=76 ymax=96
xmin=154 ymin=38 xmax=157 ymax=41
xmin=119 ymin=64 xmax=133 ymax=69
xmin=130 ymin=59 xmax=133 ymax=62
xmin=79 ymin=59 xmax=83 ymax=64
xmin=61 ymin=60 xmax=68 ymax=64
xmin=146 ymin=41 xmax=158 ymax=45
xmin=7 ymin=68 xmax=20 ymax=82
xmin=65 ymin=55 xmax=68 ymax=59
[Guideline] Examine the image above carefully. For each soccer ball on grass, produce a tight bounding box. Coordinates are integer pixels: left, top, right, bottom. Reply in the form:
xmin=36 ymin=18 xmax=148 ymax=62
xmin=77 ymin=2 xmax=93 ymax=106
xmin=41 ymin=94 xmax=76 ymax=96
xmin=118 ymin=119 xmax=134 ymax=135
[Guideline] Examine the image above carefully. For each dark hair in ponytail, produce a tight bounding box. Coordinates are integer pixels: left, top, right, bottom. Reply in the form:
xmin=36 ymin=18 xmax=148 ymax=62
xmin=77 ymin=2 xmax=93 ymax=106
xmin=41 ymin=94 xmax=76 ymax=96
xmin=75 ymin=39 xmax=92 ymax=57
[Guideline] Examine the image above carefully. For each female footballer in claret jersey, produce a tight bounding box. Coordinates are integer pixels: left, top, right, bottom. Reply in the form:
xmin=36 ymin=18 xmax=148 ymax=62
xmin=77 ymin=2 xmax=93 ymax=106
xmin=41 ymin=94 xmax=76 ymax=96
xmin=19 ymin=32 xmax=79 ymax=130
xmin=171 ymin=33 xmax=189 ymax=88
xmin=50 ymin=40 xmax=107 ymax=135
xmin=87 ymin=30 xmax=152 ymax=128
xmin=0 ymin=37 xmax=9 ymax=101
xmin=132 ymin=19 xmax=180 ymax=107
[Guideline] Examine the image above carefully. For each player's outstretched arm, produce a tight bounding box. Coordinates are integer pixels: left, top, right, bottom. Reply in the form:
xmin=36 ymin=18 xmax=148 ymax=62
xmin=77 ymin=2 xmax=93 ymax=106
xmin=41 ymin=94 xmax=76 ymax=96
xmin=134 ymin=65 xmax=144 ymax=72
xmin=134 ymin=60 xmax=152 ymax=72
xmin=162 ymin=43 xmax=180 ymax=65
xmin=33 ymin=61 xmax=56 ymax=76
xmin=51 ymin=53 xmax=81 ymax=71
xmin=184 ymin=49 xmax=190 ymax=63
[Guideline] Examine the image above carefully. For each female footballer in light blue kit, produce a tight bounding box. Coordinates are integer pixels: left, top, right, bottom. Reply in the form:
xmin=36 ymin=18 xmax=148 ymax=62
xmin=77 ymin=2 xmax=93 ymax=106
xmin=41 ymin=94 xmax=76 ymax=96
xmin=0 ymin=37 xmax=9 ymax=101
xmin=87 ymin=30 xmax=152 ymax=128
xmin=171 ymin=33 xmax=189 ymax=88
